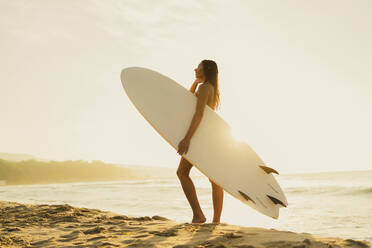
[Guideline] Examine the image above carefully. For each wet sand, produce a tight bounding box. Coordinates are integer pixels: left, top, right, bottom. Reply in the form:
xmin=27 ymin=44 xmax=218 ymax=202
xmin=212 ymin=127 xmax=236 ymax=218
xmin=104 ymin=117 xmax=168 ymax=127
xmin=0 ymin=200 xmax=370 ymax=248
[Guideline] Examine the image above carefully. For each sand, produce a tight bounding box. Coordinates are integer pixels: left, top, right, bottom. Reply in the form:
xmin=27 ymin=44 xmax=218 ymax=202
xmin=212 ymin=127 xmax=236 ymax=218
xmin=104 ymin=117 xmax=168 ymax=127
xmin=0 ymin=201 xmax=370 ymax=248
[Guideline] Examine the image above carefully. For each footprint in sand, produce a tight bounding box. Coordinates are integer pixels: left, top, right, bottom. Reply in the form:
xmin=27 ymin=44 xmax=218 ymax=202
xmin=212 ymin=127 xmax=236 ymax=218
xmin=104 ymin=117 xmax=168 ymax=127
xmin=149 ymin=229 xmax=178 ymax=237
xmin=151 ymin=215 xmax=169 ymax=221
xmin=57 ymin=236 xmax=80 ymax=242
xmin=63 ymin=224 xmax=78 ymax=229
xmin=83 ymin=226 xmax=106 ymax=235
xmin=60 ymin=230 xmax=83 ymax=238
xmin=80 ymin=223 xmax=99 ymax=227
xmin=104 ymin=220 xmax=124 ymax=225
xmin=344 ymin=239 xmax=370 ymax=248
xmin=102 ymin=242 xmax=121 ymax=247
xmin=222 ymin=232 xmax=243 ymax=239
xmin=30 ymin=237 xmax=56 ymax=247
xmin=57 ymin=230 xmax=84 ymax=242
xmin=111 ymin=215 xmax=129 ymax=220
xmin=5 ymin=227 xmax=22 ymax=232
xmin=133 ymin=234 xmax=150 ymax=238
xmin=87 ymin=235 xmax=107 ymax=242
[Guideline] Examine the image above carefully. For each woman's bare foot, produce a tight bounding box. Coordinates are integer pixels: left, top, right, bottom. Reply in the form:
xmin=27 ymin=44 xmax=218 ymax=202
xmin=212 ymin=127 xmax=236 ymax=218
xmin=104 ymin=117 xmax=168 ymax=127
xmin=212 ymin=219 xmax=220 ymax=224
xmin=192 ymin=213 xmax=206 ymax=223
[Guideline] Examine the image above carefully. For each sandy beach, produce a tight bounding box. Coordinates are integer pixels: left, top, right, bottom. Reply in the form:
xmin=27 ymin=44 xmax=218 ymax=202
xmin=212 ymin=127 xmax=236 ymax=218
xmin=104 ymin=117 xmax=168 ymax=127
xmin=0 ymin=201 xmax=370 ymax=248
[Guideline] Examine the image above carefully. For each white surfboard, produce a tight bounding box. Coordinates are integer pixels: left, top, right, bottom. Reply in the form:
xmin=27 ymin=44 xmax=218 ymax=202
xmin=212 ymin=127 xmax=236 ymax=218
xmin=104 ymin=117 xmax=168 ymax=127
xmin=121 ymin=67 xmax=288 ymax=219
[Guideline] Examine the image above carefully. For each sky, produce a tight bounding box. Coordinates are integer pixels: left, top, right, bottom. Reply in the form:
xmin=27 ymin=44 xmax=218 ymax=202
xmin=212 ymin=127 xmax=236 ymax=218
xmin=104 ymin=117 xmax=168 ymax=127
xmin=1 ymin=0 xmax=371 ymax=174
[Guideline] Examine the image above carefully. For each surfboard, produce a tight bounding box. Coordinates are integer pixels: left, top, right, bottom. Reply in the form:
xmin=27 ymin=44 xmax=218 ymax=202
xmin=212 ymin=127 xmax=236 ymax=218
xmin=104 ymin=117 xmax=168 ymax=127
xmin=121 ymin=67 xmax=288 ymax=219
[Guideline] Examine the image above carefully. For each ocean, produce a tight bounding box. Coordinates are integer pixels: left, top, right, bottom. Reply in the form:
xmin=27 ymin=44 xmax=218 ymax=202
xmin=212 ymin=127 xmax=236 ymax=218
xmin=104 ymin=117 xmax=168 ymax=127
xmin=0 ymin=169 xmax=371 ymax=242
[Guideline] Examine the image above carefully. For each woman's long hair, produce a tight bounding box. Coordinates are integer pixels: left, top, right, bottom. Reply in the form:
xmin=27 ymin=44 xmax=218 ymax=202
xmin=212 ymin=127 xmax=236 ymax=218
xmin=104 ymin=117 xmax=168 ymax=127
xmin=201 ymin=59 xmax=220 ymax=110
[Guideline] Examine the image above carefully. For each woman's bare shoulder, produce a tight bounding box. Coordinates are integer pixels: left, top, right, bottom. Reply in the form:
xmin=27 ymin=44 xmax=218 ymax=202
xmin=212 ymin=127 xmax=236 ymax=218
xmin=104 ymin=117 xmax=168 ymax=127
xmin=204 ymin=82 xmax=214 ymax=95
xmin=196 ymin=82 xmax=213 ymax=97
xmin=201 ymin=82 xmax=213 ymax=91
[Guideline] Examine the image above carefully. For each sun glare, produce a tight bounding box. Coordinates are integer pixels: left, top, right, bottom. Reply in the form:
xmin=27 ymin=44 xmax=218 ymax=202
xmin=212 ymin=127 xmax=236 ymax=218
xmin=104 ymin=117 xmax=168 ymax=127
xmin=231 ymin=126 xmax=246 ymax=143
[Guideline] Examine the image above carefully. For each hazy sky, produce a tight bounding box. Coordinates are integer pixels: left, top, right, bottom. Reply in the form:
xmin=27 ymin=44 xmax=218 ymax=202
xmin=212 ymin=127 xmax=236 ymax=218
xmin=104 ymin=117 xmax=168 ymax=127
xmin=1 ymin=0 xmax=371 ymax=174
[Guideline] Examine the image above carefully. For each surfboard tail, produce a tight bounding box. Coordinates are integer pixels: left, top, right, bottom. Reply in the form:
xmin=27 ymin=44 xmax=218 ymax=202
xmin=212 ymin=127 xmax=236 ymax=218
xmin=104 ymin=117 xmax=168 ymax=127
xmin=259 ymin=165 xmax=279 ymax=175
xmin=238 ymin=190 xmax=256 ymax=204
xmin=266 ymin=194 xmax=287 ymax=207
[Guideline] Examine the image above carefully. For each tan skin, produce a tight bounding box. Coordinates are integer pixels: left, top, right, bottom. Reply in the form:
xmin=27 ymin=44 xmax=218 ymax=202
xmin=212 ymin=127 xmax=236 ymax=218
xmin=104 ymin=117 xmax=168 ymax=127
xmin=176 ymin=62 xmax=224 ymax=224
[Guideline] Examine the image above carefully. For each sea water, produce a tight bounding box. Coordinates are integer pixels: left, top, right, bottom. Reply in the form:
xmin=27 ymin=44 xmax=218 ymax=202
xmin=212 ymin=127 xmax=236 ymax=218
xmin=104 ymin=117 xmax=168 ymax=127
xmin=0 ymin=169 xmax=371 ymax=242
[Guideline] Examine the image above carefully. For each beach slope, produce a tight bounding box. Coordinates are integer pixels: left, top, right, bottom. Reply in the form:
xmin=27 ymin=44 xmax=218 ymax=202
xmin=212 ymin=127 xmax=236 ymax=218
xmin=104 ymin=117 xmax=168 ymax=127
xmin=0 ymin=201 xmax=370 ymax=248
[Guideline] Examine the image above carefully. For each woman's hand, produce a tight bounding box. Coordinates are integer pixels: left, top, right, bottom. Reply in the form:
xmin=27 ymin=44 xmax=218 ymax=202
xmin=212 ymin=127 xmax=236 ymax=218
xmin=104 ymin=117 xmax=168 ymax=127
xmin=177 ymin=137 xmax=191 ymax=156
xmin=194 ymin=77 xmax=204 ymax=84
xmin=190 ymin=78 xmax=204 ymax=93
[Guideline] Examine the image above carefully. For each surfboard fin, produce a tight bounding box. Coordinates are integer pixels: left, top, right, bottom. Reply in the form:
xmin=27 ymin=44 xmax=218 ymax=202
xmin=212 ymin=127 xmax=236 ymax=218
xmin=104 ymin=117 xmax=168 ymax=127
xmin=267 ymin=194 xmax=287 ymax=207
xmin=238 ymin=190 xmax=256 ymax=204
xmin=259 ymin=165 xmax=279 ymax=175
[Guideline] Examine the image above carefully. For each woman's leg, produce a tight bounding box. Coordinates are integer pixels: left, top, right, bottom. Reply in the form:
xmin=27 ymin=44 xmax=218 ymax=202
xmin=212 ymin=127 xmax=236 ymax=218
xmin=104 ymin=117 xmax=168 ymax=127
xmin=176 ymin=157 xmax=206 ymax=223
xmin=209 ymin=178 xmax=224 ymax=223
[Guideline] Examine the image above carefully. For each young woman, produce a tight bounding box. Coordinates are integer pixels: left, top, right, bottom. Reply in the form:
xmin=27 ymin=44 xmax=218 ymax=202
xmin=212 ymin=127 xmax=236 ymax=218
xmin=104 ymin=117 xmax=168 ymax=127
xmin=176 ymin=59 xmax=223 ymax=224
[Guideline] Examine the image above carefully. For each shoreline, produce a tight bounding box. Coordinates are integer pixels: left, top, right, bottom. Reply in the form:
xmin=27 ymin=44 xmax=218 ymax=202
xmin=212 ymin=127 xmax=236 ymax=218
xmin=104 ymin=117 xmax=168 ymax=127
xmin=0 ymin=200 xmax=370 ymax=248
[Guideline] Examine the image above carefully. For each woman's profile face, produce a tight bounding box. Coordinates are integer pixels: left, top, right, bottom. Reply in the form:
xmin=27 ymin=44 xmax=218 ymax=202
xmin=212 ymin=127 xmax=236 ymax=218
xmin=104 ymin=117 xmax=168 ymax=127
xmin=194 ymin=63 xmax=204 ymax=79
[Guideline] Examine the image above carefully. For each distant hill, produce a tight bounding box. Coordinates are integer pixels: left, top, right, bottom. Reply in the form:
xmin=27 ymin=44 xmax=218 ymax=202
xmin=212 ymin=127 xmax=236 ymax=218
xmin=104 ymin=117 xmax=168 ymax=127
xmin=115 ymin=163 xmax=177 ymax=179
xmin=0 ymin=159 xmax=153 ymax=186
xmin=0 ymin=153 xmax=181 ymax=185
xmin=0 ymin=152 xmax=49 ymax=162
xmin=0 ymin=155 xmax=181 ymax=186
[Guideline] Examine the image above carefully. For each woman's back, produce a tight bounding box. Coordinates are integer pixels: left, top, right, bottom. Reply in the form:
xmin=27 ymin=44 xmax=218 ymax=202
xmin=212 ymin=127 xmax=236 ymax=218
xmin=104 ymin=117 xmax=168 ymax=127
xmin=194 ymin=83 xmax=217 ymax=111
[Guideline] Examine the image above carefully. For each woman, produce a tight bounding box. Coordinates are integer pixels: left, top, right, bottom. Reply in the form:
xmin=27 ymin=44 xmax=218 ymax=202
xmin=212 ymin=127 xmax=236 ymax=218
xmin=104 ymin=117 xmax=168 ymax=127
xmin=176 ymin=59 xmax=223 ymax=224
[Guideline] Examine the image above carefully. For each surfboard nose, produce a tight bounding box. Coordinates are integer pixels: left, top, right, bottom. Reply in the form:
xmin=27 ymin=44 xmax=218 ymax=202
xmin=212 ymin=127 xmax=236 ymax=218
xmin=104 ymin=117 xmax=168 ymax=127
xmin=121 ymin=67 xmax=133 ymax=79
xmin=121 ymin=67 xmax=146 ymax=95
xmin=121 ymin=67 xmax=133 ymax=88
xmin=121 ymin=67 xmax=139 ymax=84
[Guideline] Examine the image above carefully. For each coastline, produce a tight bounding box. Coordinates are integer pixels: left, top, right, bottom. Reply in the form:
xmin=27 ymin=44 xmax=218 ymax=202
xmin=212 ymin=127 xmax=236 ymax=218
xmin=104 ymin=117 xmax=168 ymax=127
xmin=0 ymin=200 xmax=370 ymax=248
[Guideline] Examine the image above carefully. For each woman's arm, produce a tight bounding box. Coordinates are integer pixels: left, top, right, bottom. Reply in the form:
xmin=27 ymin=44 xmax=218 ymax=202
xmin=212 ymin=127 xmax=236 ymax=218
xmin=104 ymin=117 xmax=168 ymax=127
xmin=177 ymin=81 xmax=209 ymax=155
xmin=184 ymin=84 xmax=210 ymax=140
xmin=189 ymin=82 xmax=198 ymax=93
